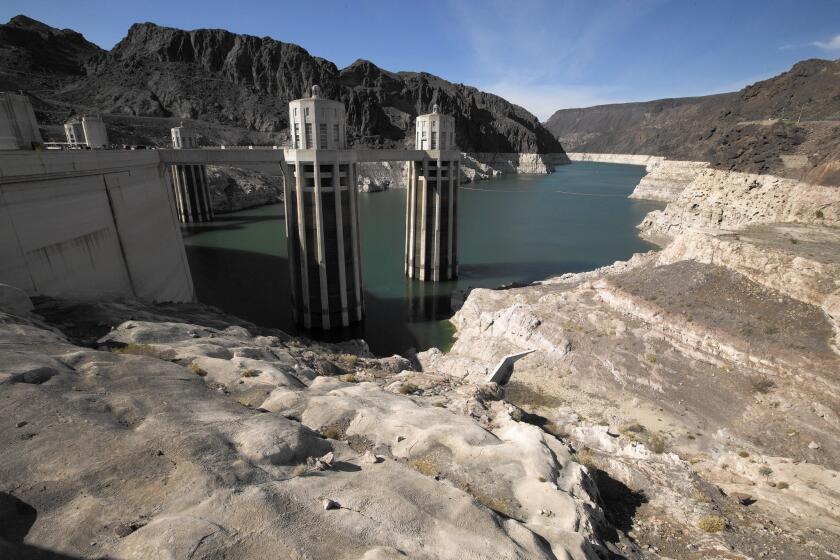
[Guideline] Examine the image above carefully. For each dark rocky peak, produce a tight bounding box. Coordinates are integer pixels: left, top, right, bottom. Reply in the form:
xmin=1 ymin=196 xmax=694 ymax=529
xmin=0 ymin=15 xmax=102 ymax=85
xmin=338 ymin=59 xmax=401 ymax=89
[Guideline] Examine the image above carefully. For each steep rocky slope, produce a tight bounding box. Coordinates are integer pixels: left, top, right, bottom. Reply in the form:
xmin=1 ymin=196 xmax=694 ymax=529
xmin=424 ymin=167 xmax=840 ymax=557
xmin=0 ymin=16 xmax=563 ymax=155
xmin=0 ymin=15 xmax=100 ymax=91
xmin=546 ymin=59 xmax=840 ymax=185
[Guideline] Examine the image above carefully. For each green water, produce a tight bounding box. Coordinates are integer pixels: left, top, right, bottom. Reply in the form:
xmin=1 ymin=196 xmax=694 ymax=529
xmin=183 ymin=161 xmax=661 ymax=356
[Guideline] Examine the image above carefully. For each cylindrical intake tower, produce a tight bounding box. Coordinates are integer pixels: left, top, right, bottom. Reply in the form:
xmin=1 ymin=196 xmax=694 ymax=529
xmin=284 ymin=86 xmax=363 ymax=330
xmin=170 ymin=125 xmax=214 ymax=224
xmin=405 ymin=105 xmax=460 ymax=281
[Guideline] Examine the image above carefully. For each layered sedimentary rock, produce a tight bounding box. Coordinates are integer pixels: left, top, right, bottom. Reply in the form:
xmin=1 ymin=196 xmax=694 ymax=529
xmin=422 ymin=166 xmax=840 ymax=557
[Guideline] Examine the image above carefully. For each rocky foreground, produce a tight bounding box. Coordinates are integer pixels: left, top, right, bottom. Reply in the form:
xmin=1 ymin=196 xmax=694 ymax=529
xmin=1 ymin=290 xmax=612 ymax=559
xmin=427 ymin=165 xmax=840 ymax=557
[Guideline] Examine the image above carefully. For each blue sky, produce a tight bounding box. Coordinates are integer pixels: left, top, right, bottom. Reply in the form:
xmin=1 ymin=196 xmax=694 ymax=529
xmin=4 ymin=0 xmax=840 ymax=119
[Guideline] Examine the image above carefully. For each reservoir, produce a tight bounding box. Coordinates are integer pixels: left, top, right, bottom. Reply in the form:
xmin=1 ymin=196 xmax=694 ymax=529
xmin=184 ymin=161 xmax=661 ymax=356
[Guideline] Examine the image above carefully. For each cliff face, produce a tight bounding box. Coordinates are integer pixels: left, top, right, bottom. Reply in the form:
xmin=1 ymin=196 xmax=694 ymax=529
xmin=1 ymin=17 xmax=563 ymax=154
xmin=429 ymin=167 xmax=840 ymax=557
xmin=545 ymin=59 xmax=840 ymax=185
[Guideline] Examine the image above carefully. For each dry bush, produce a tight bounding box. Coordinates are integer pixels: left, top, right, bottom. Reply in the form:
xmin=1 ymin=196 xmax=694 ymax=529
xmin=647 ymin=432 xmax=667 ymax=454
xmin=113 ymin=343 xmax=164 ymax=358
xmin=187 ymin=362 xmax=207 ymax=377
xmin=697 ymin=515 xmax=726 ymax=533
xmin=398 ymin=382 xmax=418 ymax=395
xmin=407 ymin=456 xmax=440 ymax=477
xmin=321 ymin=425 xmax=343 ymax=440
xmin=241 ymin=369 xmax=260 ymax=378
xmin=575 ymin=448 xmax=597 ymax=469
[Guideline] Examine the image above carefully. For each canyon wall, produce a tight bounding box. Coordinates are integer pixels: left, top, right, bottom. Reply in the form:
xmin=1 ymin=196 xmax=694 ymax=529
xmin=547 ymin=59 xmax=840 ymax=186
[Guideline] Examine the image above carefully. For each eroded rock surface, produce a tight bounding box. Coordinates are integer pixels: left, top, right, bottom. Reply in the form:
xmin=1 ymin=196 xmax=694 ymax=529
xmin=428 ymin=168 xmax=840 ymax=558
xmin=0 ymin=298 xmax=611 ymax=559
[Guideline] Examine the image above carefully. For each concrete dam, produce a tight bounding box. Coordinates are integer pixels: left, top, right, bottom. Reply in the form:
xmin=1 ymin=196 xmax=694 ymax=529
xmin=0 ymin=89 xmax=462 ymax=332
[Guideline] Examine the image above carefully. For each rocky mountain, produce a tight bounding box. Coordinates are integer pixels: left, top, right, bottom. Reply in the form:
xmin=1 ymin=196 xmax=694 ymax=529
xmin=545 ymin=59 xmax=840 ymax=185
xmin=0 ymin=16 xmax=563 ymax=154
xmin=0 ymin=15 xmax=101 ymax=90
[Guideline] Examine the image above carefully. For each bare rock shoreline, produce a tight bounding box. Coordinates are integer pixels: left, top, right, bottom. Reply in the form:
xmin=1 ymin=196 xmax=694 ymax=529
xmin=431 ymin=156 xmax=840 ymax=557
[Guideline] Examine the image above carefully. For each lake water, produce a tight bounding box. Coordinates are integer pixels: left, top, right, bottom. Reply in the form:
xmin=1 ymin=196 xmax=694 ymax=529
xmin=183 ymin=161 xmax=661 ymax=356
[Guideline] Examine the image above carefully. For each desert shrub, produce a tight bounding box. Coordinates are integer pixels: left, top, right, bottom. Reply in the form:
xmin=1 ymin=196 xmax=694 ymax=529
xmin=776 ymin=481 xmax=789 ymax=489
xmin=187 ymin=362 xmax=207 ymax=377
xmin=758 ymin=466 xmax=773 ymax=477
xmin=691 ymin=489 xmax=711 ymax=503
xmin=697 ymin=515 xmax=726 ymax=533
xmin=398 ymin=382 xmax=418 ymax=395
xmin=338 ymin=353 xmax=360 ymax=369
xmin=291 ymin=463 xmax=307 ymax=477
xmin=738 ymin=450 xmax=749 ymax=458
xmin=752 ymin=378 xmax=775 ymax=394
xmin=575 ymin=448 xmax=597 ymax=469
xmin=648 ymin=433 xmax=667 ymax=454
xmin=408 ymin=457 xmax=440 ymax=477
xmin=645 ymin=353 xmax=657 ymax=364
xmin=113 ymin=343 xmax=160 ymax=357
xmin=503 ymin=381 xmax=564 ymax=409
xmin=815 ymin=209 xmax=824 ymax=219
xmin=339 ymin=373 xmax=357 ymax=383
xmin=321 ymin=425 xmax=343 ymax=440
xmin=241 ymin=369 xmax=260 ymax=378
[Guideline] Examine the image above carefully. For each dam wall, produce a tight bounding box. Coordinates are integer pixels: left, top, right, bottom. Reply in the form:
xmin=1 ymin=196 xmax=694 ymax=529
xmin=0 ymin=150 xmax=194 ymax=302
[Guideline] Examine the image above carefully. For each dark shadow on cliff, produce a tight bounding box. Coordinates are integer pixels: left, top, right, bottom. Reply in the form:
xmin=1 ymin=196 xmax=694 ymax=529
xmin=0 ymin=541 xmax=84 ymax=560
xmin=0 ymin=492 xmax=37 ymax=543
xmin=0 ymin=495 xmax=76 ymax=560
xmin=590 ymin=469 xmax=647 ymax=546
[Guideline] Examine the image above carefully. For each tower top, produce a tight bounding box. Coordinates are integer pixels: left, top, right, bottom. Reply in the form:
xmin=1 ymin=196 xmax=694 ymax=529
xmin=311 ymin=85 xmax=321 ymax=98
xmin=432 ymin=103 xmax=439 ymax=114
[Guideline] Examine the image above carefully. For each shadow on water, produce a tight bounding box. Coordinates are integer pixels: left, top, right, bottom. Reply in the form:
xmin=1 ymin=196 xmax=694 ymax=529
xmin=459 ymin=260 xmax=601 ymax=286
xmin=181 ymin=214 xmax=284 ymax=239
xmin=186 ymin=245 xmax=421 ymax=354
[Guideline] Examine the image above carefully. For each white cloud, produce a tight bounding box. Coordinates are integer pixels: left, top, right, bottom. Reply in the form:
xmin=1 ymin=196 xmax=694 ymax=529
xmin=813 ymin=34 xmax=840 ymax=50
xmin=780 ymin=33 xmax=840 ymax=51
xmin=481 ymin=82 xmax=626 ymax=121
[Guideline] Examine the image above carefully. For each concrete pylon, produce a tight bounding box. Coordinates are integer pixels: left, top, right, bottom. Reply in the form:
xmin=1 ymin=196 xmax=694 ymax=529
xmin=405 ymin=106 xmax=459 ymax=281
xmin=284 ymin=86 xmax=363 ymax=330
xmin=170 ymin=125 xmax=214 ymax=224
